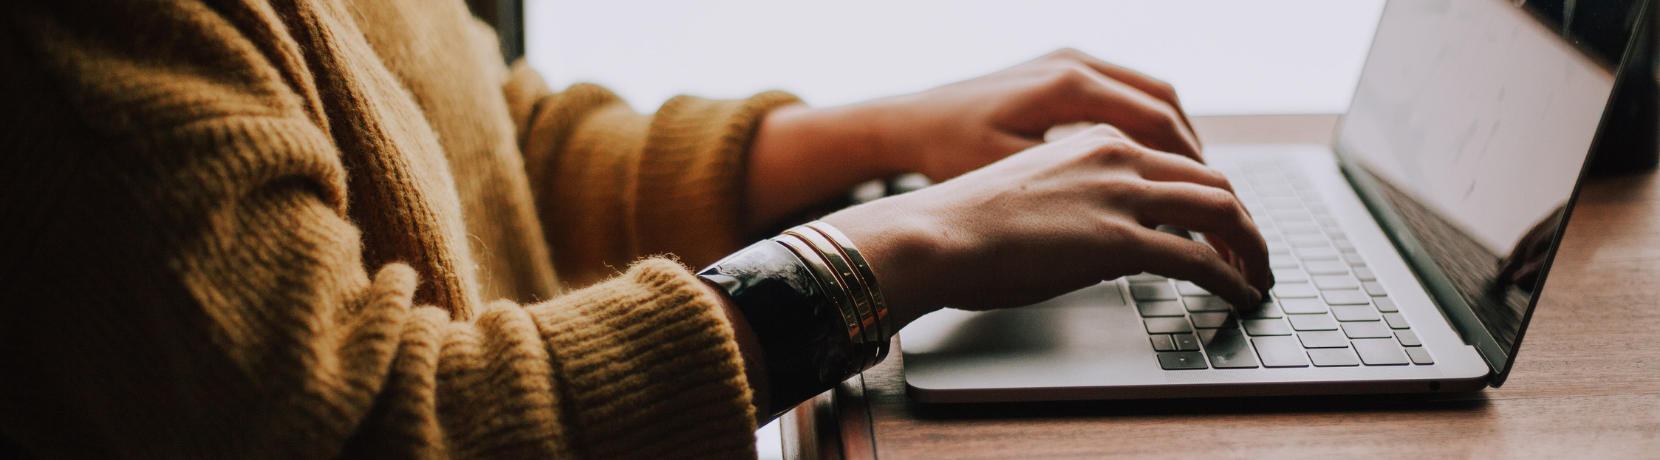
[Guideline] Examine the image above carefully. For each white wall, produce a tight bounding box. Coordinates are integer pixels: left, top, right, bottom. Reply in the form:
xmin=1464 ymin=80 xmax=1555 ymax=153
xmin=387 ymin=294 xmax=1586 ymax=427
xmin=525 ymin=0 xmax=1384 ymax=115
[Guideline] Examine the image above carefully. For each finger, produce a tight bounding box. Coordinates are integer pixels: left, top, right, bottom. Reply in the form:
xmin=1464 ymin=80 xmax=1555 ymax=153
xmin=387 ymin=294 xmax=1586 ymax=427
xmin=1046 ymin=122 xmax=1127 ymax=144
xmin=1126 ymin=228 xmax=1262 ymax=308
xmin=1130 ymin=181 xmax=1273 ymax=292
xmin=1045 ymin=122 xmax=1111 ymax=143
xmin=1099 ymin=143 xmax=1232 ymax=193
xmin=1062 ymin=72 xmax=1203 ymax=162
xmin=1050 ymin=48 xmax=1199 ymax=138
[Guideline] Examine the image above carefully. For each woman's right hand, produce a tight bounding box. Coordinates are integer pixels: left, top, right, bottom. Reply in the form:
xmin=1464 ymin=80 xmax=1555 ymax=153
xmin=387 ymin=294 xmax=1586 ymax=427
xmin=821 ymin=125 xmax=1273 ymax=328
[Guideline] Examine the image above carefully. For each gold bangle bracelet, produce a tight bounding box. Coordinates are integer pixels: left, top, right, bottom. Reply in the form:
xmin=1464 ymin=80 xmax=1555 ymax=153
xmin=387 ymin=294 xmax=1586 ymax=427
xmin=804 ymin=221 xmax=891 ymax=343
xmin=772 ymin=234 xmax=865 ymax=345
xmin=784 ymin=227 xmax=881 ymax=372
xmin=785 ymin=227 xmax=879 ymax=344
xmin=775 ymin=233 xmax=877 ymax=375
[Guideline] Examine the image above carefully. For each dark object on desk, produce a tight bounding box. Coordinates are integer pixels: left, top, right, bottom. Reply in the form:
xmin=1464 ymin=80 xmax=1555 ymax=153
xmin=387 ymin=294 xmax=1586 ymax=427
xmin=1534 ymin=0 xmax=1660 ymax=176
xmin=1591 ymin=8 xmax=1660 ymax=176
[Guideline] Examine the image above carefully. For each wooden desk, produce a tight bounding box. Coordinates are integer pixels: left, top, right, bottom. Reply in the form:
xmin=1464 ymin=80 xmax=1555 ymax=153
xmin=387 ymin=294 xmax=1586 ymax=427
xmin=782 ymin=114 xmax=1660 ymax=459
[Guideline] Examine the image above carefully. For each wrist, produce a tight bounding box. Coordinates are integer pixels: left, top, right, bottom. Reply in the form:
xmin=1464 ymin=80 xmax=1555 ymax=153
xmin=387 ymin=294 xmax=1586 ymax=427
xmin=821 ymin=195 xmax=951 ymax=330
xmin=749 ymin=103 xmax=905 ymax=231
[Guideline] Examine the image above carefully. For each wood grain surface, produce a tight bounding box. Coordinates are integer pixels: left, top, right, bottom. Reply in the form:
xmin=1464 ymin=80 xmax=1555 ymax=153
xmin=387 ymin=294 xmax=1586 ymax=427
xmin=783 ymin=114 xmax=1660 ymax=459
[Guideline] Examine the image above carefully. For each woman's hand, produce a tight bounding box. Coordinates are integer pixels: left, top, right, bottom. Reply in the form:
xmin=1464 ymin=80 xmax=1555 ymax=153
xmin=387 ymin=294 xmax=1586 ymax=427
xmin=873 ymin=48 xmax=1203 ymax=180
xmin=821 ymin=126 xmax=1271 ymax=329
xmin=746 ymin=49 xmax=1201 ymax=232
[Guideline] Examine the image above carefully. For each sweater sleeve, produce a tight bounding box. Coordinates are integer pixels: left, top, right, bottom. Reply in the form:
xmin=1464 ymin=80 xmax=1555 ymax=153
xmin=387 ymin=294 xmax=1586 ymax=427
xmin=0 ymin=2 xmax=756 ymax=459
xmin=505 ymin=63 xmax=802 ymax=287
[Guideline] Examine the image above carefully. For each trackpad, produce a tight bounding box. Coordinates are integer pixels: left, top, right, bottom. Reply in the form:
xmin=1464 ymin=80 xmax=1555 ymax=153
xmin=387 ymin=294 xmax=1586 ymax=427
xmin=901 ymin=281 xmax=1156 ymax=390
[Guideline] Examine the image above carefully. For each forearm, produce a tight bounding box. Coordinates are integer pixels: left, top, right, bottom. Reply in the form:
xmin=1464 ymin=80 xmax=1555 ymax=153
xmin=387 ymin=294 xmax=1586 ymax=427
xmin=744 ymin=102 xmax=913 ymax=233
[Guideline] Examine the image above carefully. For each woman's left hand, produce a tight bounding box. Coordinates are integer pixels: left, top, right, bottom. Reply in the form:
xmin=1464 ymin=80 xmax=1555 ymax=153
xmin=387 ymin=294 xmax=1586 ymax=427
xmin=867 ymin=48 xmax=1202 ymax=180
xmin=746 ymin=48 xmax=1202 ymax=231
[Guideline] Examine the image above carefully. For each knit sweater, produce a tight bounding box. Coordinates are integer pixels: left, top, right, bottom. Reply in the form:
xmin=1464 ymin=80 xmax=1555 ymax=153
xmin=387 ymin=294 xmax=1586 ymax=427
xmin=0 ymin=0 xmax=801 ymax=458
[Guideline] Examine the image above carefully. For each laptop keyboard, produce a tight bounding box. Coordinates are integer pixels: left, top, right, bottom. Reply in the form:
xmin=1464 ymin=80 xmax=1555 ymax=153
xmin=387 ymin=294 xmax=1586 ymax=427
xmin=1133 ymin=160 xmax=1435 ymax=370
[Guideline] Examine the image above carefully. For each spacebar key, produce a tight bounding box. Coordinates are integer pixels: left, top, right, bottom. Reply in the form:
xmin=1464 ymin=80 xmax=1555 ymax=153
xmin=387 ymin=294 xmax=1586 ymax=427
xmin=1199 ymin=328 xmax=1260 ymax=368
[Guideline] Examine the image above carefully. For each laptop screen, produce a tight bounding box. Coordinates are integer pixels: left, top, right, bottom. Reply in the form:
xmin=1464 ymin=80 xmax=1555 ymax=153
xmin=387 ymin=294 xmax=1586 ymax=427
xmin=1333 ymin=0 xmax=1645 ymax=382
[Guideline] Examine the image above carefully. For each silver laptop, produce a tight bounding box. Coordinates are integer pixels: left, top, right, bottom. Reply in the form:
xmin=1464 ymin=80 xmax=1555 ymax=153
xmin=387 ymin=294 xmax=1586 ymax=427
xmin=902 ymin=0 xmax=1651 ymax=403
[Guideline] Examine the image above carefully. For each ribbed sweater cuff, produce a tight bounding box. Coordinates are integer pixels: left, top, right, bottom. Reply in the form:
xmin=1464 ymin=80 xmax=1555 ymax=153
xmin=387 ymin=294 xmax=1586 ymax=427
xmin=636 ymin=91 xmax=803 ymax=269
xmin=526 ymin=258 xmax=756 ymax=460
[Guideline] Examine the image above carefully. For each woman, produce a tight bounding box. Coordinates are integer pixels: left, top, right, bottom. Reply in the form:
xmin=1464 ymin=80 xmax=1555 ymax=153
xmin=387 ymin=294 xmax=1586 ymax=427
xmin=0 ymin=0 xmax=1270 ymax=458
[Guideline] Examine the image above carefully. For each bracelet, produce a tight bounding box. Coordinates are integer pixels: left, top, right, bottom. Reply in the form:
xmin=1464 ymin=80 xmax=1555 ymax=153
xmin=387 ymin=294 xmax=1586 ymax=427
xmin=696 ymin=221 xmax=891 ymax=417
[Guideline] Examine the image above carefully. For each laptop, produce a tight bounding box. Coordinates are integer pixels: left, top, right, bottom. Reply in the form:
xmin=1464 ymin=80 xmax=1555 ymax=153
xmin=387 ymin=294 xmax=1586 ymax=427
xmin=901 ymin=0 xmax=1653 ymax=403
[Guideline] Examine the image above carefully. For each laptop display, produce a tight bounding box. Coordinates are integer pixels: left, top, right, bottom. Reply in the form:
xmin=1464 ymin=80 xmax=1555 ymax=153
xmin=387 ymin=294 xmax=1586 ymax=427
xmin=1328 ymin=0 xmax=1640 ymax=381
xmin=1334 ymin=0 xmax=1645 ymax=382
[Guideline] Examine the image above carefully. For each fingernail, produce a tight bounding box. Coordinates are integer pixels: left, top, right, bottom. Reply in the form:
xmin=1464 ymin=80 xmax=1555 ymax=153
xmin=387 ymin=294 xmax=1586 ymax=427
xmin=1249 ymin=288 xmax=1264 ymax=306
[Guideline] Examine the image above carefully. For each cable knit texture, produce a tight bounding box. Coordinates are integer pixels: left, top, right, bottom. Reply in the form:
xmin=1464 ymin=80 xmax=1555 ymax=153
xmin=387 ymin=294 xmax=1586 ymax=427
xmin=0 ymin=0 xmax=801 ymax=458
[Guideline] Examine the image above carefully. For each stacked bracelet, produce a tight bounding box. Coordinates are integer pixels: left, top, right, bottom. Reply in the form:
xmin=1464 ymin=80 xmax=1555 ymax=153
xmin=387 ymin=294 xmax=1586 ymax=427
xmin=696 ymin=220 xmax=890 ymax=417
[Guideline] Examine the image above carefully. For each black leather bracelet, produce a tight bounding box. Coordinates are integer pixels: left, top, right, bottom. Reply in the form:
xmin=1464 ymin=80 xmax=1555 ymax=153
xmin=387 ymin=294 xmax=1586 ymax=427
xmin=698 ymin=239 xmax=861 ymax=418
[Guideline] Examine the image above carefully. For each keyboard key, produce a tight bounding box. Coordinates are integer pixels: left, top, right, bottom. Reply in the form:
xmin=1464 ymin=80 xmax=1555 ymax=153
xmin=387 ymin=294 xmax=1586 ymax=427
xmin=1173 ymin=333 xmax=1202 ymax=351
xmin=1288 ymin=233 xmax=1327 ymax=244
xmin=1131 ymin=283 xmax=1178 ymax=301
xmin=1283 ymin=222 xmax=1323 ymax=234
xmin=1190 ymin=312 xmax=1237 ymax=329
xmin=1289 ymin=235 xmax=1329 ymax=248
xmin=1308 ymin=348 xmax=1361 ymax=366
xmin=1344 ymin=252 xmax=1367 ymax=266
xmin=1258 ymin=186 xmax=1297 ymax=197
xmin=1272 ymin=268 xmax=1309 ymax=283
xmin=1144 ymin=317 xmax=1194 ymax=334
xmin=1334 ymin=239 xmax=1356 ymax=251
xmin=1243 ymin=319 xmax=1294 ymax=336
xmin=1298 ymin=330 xmax=1351 ymax=348
xmin=1322 ymin=290 xmax=1371 ymax=305
xmin=1157 ymin=351 xmax=1210 ymax=370
xmin=1252 ymin=336 xmax=1312 ymax=367
xmin=1128 ymin=273 xmax=1167 ymax=282
xmin=1295 ymin=247 xmax=1340 ymax=260
xmin=1363 ymin=281 xmax=1388 ymax=296
xmin=1289 ymin=314 xmax=1339 ymax=331
xmin=1240 ymin=300 xmax=1285 ymax=319
xmin=1383 ymin=312 xmax=1411 ymax=329
xmin=1373 ymin=297 xmax=1399 ymax=312
xmin=1270 ymin=255 xmax=1300 ymax=269
xmin=1341 ymin=321 xmax=1394 ymax=339
xmin=1255 ymin=216 xmax=1276 ymax=229
xmin=1184 ymin=296 xmax=1233 ymax=312
xmin=1273 ymin=283 xmax=1318 ymax=298
xmin=1137 ymin=300 xmax=1187 ymax=317
xmin=1175 ymin=281 xmax=1212 ymax=296
xmin=1265 ymin=197 xmax=1302 ymax=209
xmin=1278 ymin=298 xmax=1328 ymax=314
xmin=1199 ymin=328 xmax=1260 ymax=368
xmin=1395 ymin=330 xmax=1422 ymax=347
xmin=1150 ymin=334 xmax=1177 ymax=351
xmin=1352 ymin=338 xmax=1410 ymax=365
xmin=1354 ymin=266 xmax=1376 ymax=281
xmin=1405 ymin=346 xmax=1434 ymax=365
xmin=1273 ymin=210 xmax=1313 ymax=221
xmin=1331 ymin=305 xmax=1382 ymax=322
xmin=1313 ymin=275 xmax=1360 ymax=290
xmin=1304 ymin=260 xmax=1349 ymax=275
xmin=1267 ymin=242 xmax=1293 ymax=255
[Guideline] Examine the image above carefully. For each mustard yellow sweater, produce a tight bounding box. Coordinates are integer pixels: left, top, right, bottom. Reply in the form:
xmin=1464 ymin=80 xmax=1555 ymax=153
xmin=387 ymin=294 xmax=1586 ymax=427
xmin=0 ymin=0 xmax=800 ymax=458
